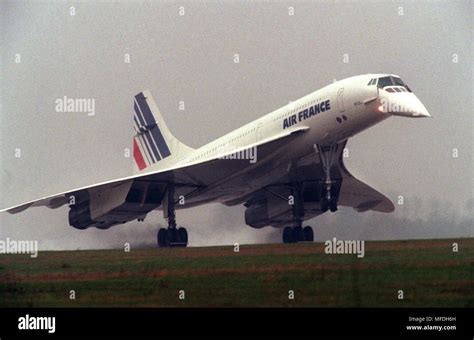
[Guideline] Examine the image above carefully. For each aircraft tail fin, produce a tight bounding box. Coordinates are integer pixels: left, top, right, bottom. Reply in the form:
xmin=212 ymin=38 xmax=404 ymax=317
xmin=132 ymin=90 xmax=194 ymax=173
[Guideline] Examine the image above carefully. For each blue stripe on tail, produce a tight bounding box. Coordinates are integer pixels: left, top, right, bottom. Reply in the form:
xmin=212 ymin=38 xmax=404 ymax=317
xmin=149 ymin=126 xmax=171 ymax=158
xmin=135 ymin=93 xmax=156 ymax=126
xmin=142 ymin=132 xmax=161 ymax=162
xmin=144 ymin=130 xmax=162 ymax=161
xmin=134 ymin=102 xmax=162 ymax=162
xmin=134 ymin=92 xmax=171 ymax=159
xmin=134 ymin=102 xmax=147 ymax=127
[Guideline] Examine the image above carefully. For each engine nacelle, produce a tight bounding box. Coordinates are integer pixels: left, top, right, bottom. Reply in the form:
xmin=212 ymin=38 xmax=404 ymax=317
xmin=89 ymin=180 xmax=134 ymax=220
xmin=245 ymin=181 xmax=343 ymax=229
xmin=245 ymin=196 xmax=292 ymax=229
xmin=244 ymin=200 xmax=268 ymax=229
xmin=68 ymin=202 xmax=94 ymax=230
xmin=68 ymin=180 xmax=165 ymax=230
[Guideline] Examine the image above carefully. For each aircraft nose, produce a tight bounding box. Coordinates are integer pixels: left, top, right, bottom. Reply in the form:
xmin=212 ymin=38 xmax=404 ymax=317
xmin=379 ymin=92 xmax=431 ymax=118
xmin=412 ymin=100 xmax=431 ymax=118
xmin=411 ymin=98 xmax=431 ymax=118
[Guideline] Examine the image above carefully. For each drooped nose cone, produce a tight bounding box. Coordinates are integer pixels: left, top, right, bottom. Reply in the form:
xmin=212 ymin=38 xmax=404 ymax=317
xmin=409 ymin=97 xmax=431 ymax=118
xmin=379 ymin=91 xmax=431 ymax=118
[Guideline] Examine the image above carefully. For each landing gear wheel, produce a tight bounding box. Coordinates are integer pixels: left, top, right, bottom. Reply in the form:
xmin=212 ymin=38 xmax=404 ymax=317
xmin=303 ymin=226 xmax=314 ymax=242
xmin=177 ymin=227 xmax=188 ymax=247
xmin=320 ymin=196 xmax=329 ymax=213
xmin=283 ymin=227 xmax=293 ymax=244
xmin=166 ymin=228 xmax=178 ymax=247
xmin=159 ymin=184 xmax=189 ymax=248
xmin=293 ymin=226 xmax=304 ymax=242
xmin=329 ymin=196 xmax=338 ymax=212
xmin=157 ymin=228 xmax=168 ymax=248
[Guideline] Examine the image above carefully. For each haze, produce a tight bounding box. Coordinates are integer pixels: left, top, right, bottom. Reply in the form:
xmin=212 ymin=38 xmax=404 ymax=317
xmin=1 ymin=1 xmax=472 ymax=250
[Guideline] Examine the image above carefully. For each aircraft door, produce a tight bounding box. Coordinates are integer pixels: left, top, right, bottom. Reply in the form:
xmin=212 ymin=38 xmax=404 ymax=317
xmin=337 ymin=88 xmax=345 ymax=112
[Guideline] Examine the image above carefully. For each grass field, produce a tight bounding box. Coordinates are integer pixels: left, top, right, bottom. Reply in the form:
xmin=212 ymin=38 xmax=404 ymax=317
xmin=0 ymin=238 xmax=473 ymax=307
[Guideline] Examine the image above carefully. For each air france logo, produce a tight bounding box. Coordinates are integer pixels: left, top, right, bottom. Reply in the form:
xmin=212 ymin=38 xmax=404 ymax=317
xmin=283 ymin=99 xmax=331 ymax=129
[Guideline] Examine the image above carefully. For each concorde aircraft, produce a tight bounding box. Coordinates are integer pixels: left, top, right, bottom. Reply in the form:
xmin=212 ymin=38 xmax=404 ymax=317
xmin=1 ymin=74 xmax=430 ymax=247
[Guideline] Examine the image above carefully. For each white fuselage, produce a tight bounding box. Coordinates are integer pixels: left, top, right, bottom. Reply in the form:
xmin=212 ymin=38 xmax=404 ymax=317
xmin=181 ymin=74 xmax=387 ymax=166
xmin=2 ymin=74 xmax=429 ymax=233
xmin=170 ymin=74 xmax=429 ymax=208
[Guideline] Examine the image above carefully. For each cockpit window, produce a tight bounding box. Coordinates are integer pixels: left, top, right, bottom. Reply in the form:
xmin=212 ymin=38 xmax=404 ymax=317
xmin=367 ymin=78 xmax=376 ymax=86
xmin=377 ymin=77 xmax=393 ymax=89
xmin=392 ymin=77 xmax=405 ymax=87
xmin=378 ymin=76 xmax=412 ymax=92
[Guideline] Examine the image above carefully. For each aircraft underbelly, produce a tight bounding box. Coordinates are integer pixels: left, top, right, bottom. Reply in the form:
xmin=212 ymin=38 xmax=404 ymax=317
xmin=180 ymin=136 xmax=316 ymax=206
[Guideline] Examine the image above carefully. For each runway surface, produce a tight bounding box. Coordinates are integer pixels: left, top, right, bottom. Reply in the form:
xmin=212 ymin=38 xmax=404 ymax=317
xmin=0 ymin=238 xmax=472 ymax=307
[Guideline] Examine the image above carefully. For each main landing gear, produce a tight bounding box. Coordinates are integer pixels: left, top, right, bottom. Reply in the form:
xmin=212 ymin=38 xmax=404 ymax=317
xmin=157 ymin=184 xmax=188 ymax=248
xmin=281 ymin=143 xmax=340 ymax=244
xmin=282 ymin=182 xmax=314 ymax=244
xmin=316 ymin=144 xmax=339 ymax=213
xmin=283 ymin=225 xmax=314 ymax=244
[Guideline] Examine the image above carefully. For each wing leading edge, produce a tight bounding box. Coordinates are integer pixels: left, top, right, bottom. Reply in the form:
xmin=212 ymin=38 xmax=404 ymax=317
xmin=1 ymin=125 xmax=310 ymax=216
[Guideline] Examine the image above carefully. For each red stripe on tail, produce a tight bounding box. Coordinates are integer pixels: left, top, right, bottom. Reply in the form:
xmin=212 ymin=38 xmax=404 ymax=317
xmin=133 ymin=138 xmax=147 ymax=170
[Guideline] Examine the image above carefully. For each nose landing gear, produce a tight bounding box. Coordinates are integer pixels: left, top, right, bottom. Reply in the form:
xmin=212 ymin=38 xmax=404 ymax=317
xmin=315 ymin=144 xmax=339 ymax=213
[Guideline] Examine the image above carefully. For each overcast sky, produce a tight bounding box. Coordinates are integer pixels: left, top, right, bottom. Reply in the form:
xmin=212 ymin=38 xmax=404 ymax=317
xmin=1 ymin=0 xmax=472 ymax=250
